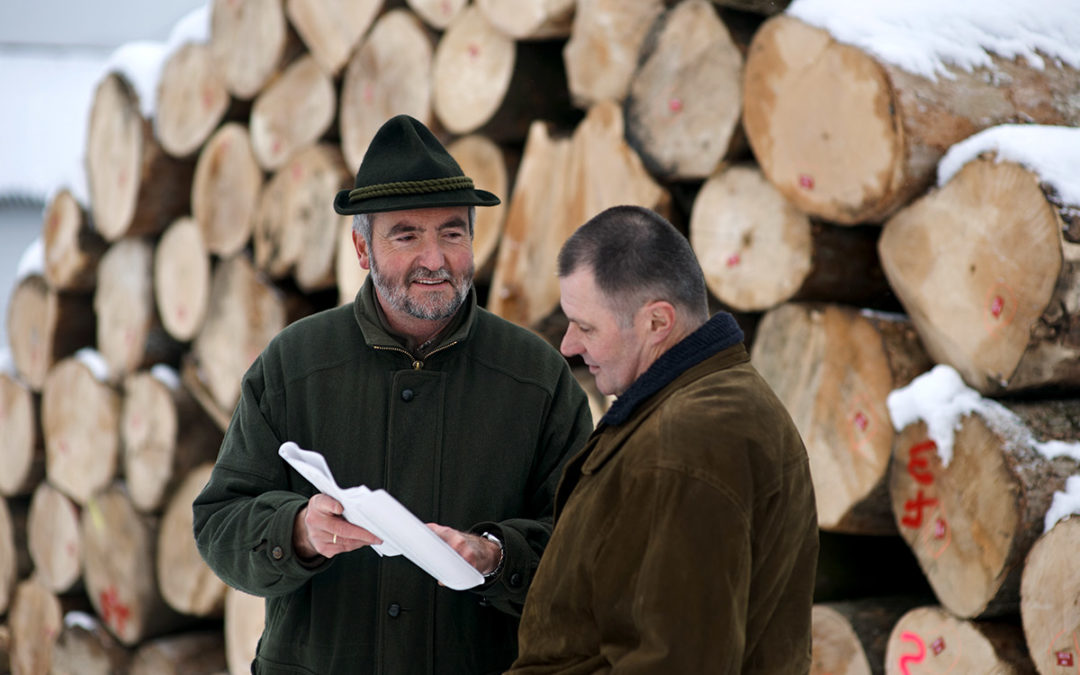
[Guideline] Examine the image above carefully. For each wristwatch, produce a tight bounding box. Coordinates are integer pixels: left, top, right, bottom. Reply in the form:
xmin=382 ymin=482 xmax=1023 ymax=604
xmin=480 ymin=531 xmax=504 ymax=579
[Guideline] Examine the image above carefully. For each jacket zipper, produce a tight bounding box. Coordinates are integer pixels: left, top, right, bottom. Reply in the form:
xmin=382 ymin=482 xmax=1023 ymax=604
xmin=372 ymin=341 xmax=460 ymax=370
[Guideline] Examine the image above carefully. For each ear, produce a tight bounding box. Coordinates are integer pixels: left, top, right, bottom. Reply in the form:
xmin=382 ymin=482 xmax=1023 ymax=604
xmin=352 ymin=230 xmax=371 ymax=271
xmin=640 ymin=301 xmax=676 ymax=344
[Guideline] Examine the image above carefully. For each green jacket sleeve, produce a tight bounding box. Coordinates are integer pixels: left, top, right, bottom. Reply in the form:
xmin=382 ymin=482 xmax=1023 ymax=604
xmin=192 ymin=358 xmax=331 ymax=597
xmin=469 ymin=363 xmax=594 ymax=616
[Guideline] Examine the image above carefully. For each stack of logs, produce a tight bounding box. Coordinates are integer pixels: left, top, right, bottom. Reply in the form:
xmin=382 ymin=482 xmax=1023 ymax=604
xmin=2 ymin=0 xmax=1080 ymax=673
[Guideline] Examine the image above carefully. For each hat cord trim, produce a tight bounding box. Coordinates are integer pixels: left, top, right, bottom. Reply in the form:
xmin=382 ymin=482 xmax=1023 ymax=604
xmin=348 ymin=176 xmax=475 ymax=202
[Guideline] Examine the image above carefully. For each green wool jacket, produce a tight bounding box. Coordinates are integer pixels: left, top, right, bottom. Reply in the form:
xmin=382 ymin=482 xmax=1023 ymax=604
xmin=193 ymin=279 xmax=593 ymax=675
xmin=510 ymin=314 xmax=819 ymax=674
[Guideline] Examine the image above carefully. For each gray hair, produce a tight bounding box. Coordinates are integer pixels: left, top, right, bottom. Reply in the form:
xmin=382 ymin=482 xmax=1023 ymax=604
xmin=557 ymin=205 xmax=708 ymax=325
xmin=352 ymin=207 xmax=477 ymax=243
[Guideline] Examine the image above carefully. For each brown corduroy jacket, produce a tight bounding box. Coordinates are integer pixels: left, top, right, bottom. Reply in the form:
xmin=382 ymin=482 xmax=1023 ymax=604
xmin=510 ymin=321 xmax=818 ymax=674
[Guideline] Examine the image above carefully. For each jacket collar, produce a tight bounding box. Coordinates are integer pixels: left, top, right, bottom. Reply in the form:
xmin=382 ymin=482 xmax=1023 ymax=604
xmin=352 ymin=276 xmax=477 ymax=354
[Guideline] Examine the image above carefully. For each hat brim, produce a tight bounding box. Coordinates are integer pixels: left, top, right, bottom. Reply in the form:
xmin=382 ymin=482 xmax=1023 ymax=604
xmin=333 ymin=187 xmax=501 ymax=215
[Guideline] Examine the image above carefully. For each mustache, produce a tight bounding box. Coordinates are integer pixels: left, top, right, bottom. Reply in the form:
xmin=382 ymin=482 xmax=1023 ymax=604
xmin=408 ymin=267 xmax=455 ymax=283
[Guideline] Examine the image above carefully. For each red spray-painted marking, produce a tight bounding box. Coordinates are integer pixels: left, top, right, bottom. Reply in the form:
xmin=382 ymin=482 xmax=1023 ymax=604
xmin=933 ymin=517 xmax=947 ymax=540
xmin=99 ymin=586 xmax=131 ymax=636
xmin=901 ymin=490 xmax=939 ymax=528
xmin=668 ymin=98 xmax=683 ymax=113
xmin=726 ymin=253 xmax=741 ymax=268
xmin=799 ymin=174 xmax=814 ymax=190
xmin=907 ymin=439 xmax=937 ymax=485
xmin=930 ymin=637 xmax=945 ymax=655
xmin=202 ymin=85 xmax=215 ymax=111
xmin=364 ymin=83 xmax=375 ymax=104
xmin=291 ymin=162 xmax=303 ymax=182
xmin=1057 ymin=651 xmax=1074 ymax=667
xmin=467 ymin=44 xmax=480 ymax=58
xmin=989 ymin=295 xmax=1005 ymax=319
xmin=853 ymin=411 xmax=869 ymax=432
xmin=898 ymin=631 xmax=926 ymax=675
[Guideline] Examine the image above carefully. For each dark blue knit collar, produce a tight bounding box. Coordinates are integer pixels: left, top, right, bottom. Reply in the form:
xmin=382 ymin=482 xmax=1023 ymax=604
xmin=600 ymin=312 xmax=744 ymax=427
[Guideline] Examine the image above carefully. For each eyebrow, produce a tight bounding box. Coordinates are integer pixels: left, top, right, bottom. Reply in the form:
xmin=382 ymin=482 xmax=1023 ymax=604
xmin=384 ymin=218 xmax=468 ymax=237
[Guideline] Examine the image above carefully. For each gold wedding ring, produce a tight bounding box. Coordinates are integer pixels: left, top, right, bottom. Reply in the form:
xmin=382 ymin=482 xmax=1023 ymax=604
xmin=332 ymin=533 xmax=337 ymax=544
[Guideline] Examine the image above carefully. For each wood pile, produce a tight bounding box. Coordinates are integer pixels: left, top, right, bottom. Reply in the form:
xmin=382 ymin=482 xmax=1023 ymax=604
xmin=2 ymin=1 xmax=1078 ymax=673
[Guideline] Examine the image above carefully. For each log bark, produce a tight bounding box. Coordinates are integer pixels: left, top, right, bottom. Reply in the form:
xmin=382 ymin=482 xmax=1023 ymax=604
xmin=285 ymin=0 xmax=383 ymax=76
xmin=405 ymin=0 xmax=467 ymax=30
xmin=41 ymin=188 xmax=106 ymax=293
xmin=49 ymin=613 xmax=132 ymax=675
xmin=813 ymin=597 xmax=924 ymax=675
xmin=0 ymin=373 xmax=44 ymax=497
xmin=690 ymin=164 xmax=890 ymax=312
xmin=447 ymin=134 xmax=509 ymax=279
xmin=27 ymin=481 xmax=82 ymax=594
xmin=190 ymin=254 xmax=288 ymax=415
xmin=250 ymin=54 xmax=337 ymax=172
xmin=884 ymin=606 xmax=1035 ymax=675
xmin=743 ymin=14 xmax=1080 ymax=224
xmin=8 ymin=578 xmax=64 ymax=675
xmin=339 ymin=8 xmax=436 ymax=176
xmin=86 ymin=72 xmax=195 ymax=241
xmin=155 ymin=41 xmax=233 ymax=159
xmin=121 ymin=368 xmax=224 ymax=514
xmin=157 ymin=463 xmax=228 ymax=617
xmin=562 ymin=0 xmax=664 ymax=108
xmin=95 ymin=237 xmax=183 ymax=381
xmin=488 ymin=102 xmax=669 ymax=328
xmin=155 ymin=217 xmax=212 ymax=343
xmin=889 ymin=399 xmax=1080 ymax=619
xmin=476 ymin=0 xmax=575 ymax=39
xmin=209 ymin=0 xmax=303 ymax=100
xmin=252 ymin=143 xmax=351 ymax=292
xmin=623 ymin=0 xmax=744 ymax=180
xmin=41 ymin=356 xmax=121 ymax=506
xmin=224 ymin=586 xmax=265 ymax=675
xmin=0 ymin=496 xmax=31 ymax=615
xmin=431 ymin=5 xmax=577 ymax=141
xmin=81 ymin=485 xmax=194 ymax=646
xmin=879 ymin=158 xmax=1080 ymax=394
xmin=6 ymin=274 xmax=95 ymax=392
xmin=191 ymin=122 xmax=264 ymax=258
xmin=130 ymin=630 xmax=227 ymax=674
xmin=1020 ymin=516 xmax=1080 ymax=675
xmin=752 ymin=303 xmax=931 ymax=533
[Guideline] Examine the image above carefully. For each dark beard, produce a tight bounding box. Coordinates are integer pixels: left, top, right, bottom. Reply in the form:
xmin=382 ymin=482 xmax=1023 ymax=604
xmin=369 ymin=255 xmax=473 ymax=321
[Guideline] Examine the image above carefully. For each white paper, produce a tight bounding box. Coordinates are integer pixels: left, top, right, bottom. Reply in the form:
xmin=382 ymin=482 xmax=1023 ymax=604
xmin=278 ymin=442 xmax=484 ymax=590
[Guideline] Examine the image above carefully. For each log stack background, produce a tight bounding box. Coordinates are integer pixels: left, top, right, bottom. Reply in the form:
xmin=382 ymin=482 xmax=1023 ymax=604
xmin=2 ymin=0 xmax=1079 ymax=673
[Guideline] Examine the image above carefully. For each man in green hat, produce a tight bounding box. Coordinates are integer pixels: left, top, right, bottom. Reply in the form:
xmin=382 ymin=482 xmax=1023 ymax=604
xmin=194 ymin=115 xmax=593 ymax=674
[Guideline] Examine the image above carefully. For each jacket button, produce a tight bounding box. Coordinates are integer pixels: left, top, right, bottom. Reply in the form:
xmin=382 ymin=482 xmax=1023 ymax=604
xmin=387 ymin=603 xmax=401 ymax=618
xmin=509 ymin=573 xmax=522 ymax=588
xmin=271 ymin=546 xmax=284 ymax=560
xmin=401 ymin=389 xmax=414 ymax=402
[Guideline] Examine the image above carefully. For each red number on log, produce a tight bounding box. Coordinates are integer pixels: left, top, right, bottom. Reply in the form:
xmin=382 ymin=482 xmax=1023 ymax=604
xmin=907 ymin=440 xmax=937 ymax=485
xmin=901 ymin=490 xmax=939 ymax=528
xmin=898 ymin=631 xmax=925 ymax=675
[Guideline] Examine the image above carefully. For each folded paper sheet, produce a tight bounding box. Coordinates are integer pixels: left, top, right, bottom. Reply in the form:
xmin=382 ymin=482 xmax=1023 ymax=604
xmin=278 ymin=441 xmax=484 ymax=590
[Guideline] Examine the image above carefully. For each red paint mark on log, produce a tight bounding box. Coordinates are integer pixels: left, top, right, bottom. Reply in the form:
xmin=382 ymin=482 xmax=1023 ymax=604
xmin=726 ymin=254 xmax=740 ymax=268
xmin=990 ymin=295 xmax=1005 ymax=319
xmin=467 ymin=44 xmax=480 ymax=58
xmin=100 ymin=586 xmax=131 ymax=635
xmin=901 ymin=489 xmax=938 ymax=528
xmin=799 ymin=174 xmax=814 ymax=189
xmin=930 ymin=637 xmax=945 ymax=655
xmin=897 ymin=631 xmax=925 ymax=675
xmin=1057 ymin=651 xmax=1074 ymax=667
xmin=668 ymin=98 xmax=683 ymax=113
xmin=853 ymin=411 xmax=868 ymax=432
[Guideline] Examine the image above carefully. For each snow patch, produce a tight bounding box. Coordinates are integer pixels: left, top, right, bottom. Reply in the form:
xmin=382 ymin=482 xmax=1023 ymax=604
xmin=74 ymin=347 xmax=111 ymax=382
xmin=151 ymin=363 xmax=182 ymax=390
xmin=1045 ymin=476 xmax=1080 ymax=533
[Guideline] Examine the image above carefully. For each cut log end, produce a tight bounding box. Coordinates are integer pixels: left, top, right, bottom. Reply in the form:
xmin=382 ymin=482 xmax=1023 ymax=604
xmin=1021 ymin=517 xmax=1080 ymax=675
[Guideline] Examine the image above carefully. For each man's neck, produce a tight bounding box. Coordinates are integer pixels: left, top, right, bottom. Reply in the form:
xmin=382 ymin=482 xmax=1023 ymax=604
xmin=374 ymin=293 xmax=455 ymax=354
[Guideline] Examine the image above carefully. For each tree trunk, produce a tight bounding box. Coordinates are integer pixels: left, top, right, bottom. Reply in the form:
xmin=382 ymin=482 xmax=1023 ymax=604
xmin=190 ymin=254 xmax=288 ymax=416
xmin=0 ymin=373 xmax=44 ymax=497
xmin=879 ymin=158 xmax=1080 ymax=395
xmin=889 ymin=399 xmax=1080 ymax=619
xmin=8 ymin=579 xmax=64 ymax=675
xmin=41 ymin=356 xmax=121 ymax=506
xmin=884 ymin=606 xmax=1035 ymax=675
xmin=6 ymin=274 xmax=95 ymax=392
xmin=743 ymin=14 xmax=1080 ymax=224
xmin=209 ymin=0 xmax=303 ymax=100
xmin=191 ymin=122 xmax=264 ymax=258
xmin=27 ymin=481 xmax=82 ymax=594
xmin=130 ymin=630 xmax=227 ymax=675
xmin=1020 ymin=516 xmax=1080 ymax=675
xmin=252 ymin=143 xmax=351 ymax=293
xmin=154 ymin=217 xmax=212 ymax=343
xmin=250 ymin=54 xmax=337 ymax=171
xmin=157 ymin=463 xmax=228 ymax=617
xmin=82 ymin=485 xmax=194 ymax=646
xmin=476 ymin=0 xmax=575 ymax=39
xmin=432 ymin=5 xmax=577 ymax=142
xmin=623 ymin=0 xmax=744 ymax=180
xmin=0 ymin=496 xmax=31 ymax=615
xmin=813 ymin=597 xmax=924 ymax=675
xmin=405 ymin=0 xmax=467 ymax=31
xmin=224 ymin=586 xmax=265 ymax=675
xmin=752 ymin=303 xmax=931 ymax=533
xmin=155 ymin=41 xmax=234 ymax=159
xmin=448 ymin=134 xmax=509 ymax=280
xmin=41 ymin=188 xmax=106 ymax=293
xmin=121 ymin=369 xmax=224 ymax=514
xmin=49 ymin=614 xmax=132 ymax=675
xmin=690 ymin=164 xmax=890 ymax=312
xmin=95 ymin=237 xmax=183 ymax=381
xmin=284 ymin=0 xmax=383 ymax=76
xmin=85 ymin=72 xmax=195 ymax=241
xmin=339 ymin=8 xmax=437 ymax=174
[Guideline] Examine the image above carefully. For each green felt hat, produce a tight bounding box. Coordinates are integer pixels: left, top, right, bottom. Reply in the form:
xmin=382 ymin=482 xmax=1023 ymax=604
xmin=333 ymin=114 xmax=501 ymax=215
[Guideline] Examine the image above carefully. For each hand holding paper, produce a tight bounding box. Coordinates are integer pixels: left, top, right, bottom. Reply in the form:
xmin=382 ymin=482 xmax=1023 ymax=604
xmin=279 ymin=442 xmax=484 ymax=590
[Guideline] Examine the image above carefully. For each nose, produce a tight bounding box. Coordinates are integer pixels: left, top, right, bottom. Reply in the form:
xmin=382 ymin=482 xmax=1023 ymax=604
xmin=560 ymin=325 xmax=582 ymax=358
xmin=416 ymin=235 xmax=447 ymax=271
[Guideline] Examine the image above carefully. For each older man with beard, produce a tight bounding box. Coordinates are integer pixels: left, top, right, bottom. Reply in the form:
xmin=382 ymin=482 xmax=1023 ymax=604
xmin=193 ymin=115 xmax=593 ymax=675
